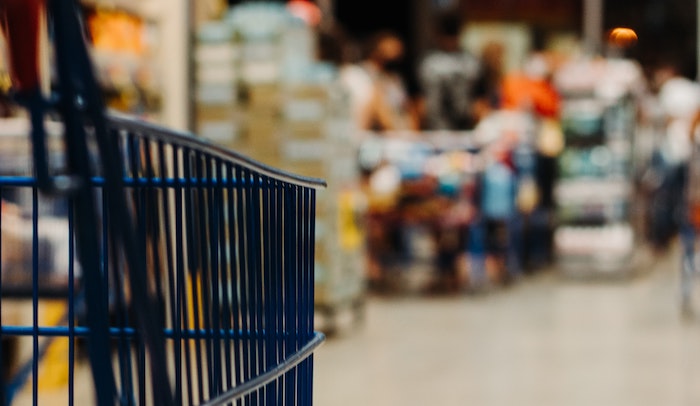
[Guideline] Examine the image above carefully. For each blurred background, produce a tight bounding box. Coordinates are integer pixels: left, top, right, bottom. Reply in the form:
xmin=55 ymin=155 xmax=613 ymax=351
xmin=3 ymin=0 xmax=700 ymax=404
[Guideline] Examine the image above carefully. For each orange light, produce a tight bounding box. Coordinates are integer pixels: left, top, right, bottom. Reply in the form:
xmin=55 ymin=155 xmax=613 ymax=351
xmin=287 ymin=0 xmax=322 ymax=27
xmin=608 ymin=27 xmax=638 ymax=48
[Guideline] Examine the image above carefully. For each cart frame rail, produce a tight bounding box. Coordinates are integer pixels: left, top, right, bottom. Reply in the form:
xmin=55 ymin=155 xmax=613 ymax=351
xmin=0 ymin=114 xmax=325 ymax=405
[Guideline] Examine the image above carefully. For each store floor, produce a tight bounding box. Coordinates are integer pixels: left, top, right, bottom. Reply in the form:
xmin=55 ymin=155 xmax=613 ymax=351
xmin=313 ymin=248 xmax=700 ymax=406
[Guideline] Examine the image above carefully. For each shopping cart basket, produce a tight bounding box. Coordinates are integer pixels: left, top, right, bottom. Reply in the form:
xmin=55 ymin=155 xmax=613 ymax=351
xmin=0 ymin=0 xmax=325 ymax=404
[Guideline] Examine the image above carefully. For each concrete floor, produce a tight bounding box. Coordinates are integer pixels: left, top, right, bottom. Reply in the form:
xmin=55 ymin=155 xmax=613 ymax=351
xmin=9 ymin=249 xmax=700 ymax=405
xmin=313 ymin=251 xmax=700 ymax=406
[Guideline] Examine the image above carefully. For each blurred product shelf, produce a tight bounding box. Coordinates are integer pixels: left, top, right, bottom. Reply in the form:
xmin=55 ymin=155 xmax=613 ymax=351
xmin=554 ymin=58 xmax=643 ymax=278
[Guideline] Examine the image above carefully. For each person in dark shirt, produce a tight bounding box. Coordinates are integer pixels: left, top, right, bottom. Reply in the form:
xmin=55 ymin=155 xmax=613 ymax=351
xmin=418 ymin=14 xmax=482 ymax=130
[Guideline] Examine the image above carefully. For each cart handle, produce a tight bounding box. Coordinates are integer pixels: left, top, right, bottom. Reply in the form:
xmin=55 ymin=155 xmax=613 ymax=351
xmin=0 ymin=0 xmax=81 ymax=194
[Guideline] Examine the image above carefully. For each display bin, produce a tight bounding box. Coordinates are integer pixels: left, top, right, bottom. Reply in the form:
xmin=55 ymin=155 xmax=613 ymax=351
xmin=356 ymin=130 xmax=540 ymax=292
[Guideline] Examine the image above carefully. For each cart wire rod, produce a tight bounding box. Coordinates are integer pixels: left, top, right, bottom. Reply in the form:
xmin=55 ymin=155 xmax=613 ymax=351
xmin=3 ymin=303 xmax=75 ymax=404
xmin=1 ymin=325 xmax=310 ymax=339
xmin=0 ymin=176 xmax=295 ymax=189
xmin=107 ymin=113 xmax=327 ymax=190
xmin=199 ymin=332 xmax=325 ymax=406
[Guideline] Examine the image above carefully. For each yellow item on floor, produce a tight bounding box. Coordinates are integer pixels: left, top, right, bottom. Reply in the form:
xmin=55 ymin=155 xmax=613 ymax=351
xmin=37 ymin=300 xmax=69 ymax=391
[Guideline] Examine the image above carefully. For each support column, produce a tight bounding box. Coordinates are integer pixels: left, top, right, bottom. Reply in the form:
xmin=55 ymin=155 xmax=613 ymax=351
xmin=160 ymin=0 xmax=190 ymax=131
xmin=583 ymin=0 xmax=604 ymax=55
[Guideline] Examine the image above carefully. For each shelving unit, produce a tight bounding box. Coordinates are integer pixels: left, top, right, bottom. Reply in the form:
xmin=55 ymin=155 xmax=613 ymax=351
xmin=190 ymin=2 xmax=368 ymax=335
xmin=554 ymin=94 xmax=638 ymax=276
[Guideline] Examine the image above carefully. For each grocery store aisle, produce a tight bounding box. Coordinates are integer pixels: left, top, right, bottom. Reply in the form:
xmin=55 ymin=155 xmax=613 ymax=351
xmin=313 ymin=249 xmax=700 ymax=406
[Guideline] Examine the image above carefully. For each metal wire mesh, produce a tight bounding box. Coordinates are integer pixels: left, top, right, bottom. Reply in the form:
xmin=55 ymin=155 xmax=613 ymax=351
xmin=0 ymin=115 xmax=324 ymax=405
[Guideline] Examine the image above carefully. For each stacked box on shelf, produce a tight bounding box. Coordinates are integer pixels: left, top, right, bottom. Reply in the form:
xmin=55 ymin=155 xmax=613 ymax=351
xmin=240 ymin=83 xmax=283 ymax=165
xmin=194 ymin=22 xmax=242 ymax=150
xmin=196 ymin=2 xmax=365 ymax=331
xmin=219 ymin=2 xmax=290 ymax=164
xmin=281 ymin=83 xmax=356 ymax=178
xmin=281 ymin=83 xmax=330 ymax=165
xmin=279 ymin=82 xmax=364 ymax=329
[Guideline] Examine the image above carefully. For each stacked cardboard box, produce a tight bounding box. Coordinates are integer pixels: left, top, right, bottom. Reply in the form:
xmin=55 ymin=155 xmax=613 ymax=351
xmin=240 ymin=83 xmax=282 ymax=164
xmin=194 ymin=22 xmax=242 ymax=149
xmin=194 ymin=3 xmax=365 ymax=330
xmin=278 ymin=83 xmax=365 ymax=327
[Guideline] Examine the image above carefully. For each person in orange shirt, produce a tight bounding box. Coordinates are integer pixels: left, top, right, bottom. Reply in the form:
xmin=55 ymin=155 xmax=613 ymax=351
xmin=499 ymin=53 xmax=562 ymax=268
xmin=500 ymin=53 xmax=560 ymax=119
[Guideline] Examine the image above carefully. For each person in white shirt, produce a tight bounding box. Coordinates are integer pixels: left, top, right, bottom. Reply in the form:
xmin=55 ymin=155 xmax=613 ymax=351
xmin=340 ymin=32 xmax=417 ymax=132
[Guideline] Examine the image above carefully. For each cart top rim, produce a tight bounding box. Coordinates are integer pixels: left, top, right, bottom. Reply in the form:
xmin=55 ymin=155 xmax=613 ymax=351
xmin=107 ymin=112 xmax=327 ymax=190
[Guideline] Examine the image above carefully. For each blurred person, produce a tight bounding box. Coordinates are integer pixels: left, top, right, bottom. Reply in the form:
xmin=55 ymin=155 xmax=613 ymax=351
xmin=469 ymin=112 xmax=535 ymax=285
xmin=501 ymin=52 xmax=562 ymax=194
xmin=498 ymin=53 xmax=562 ymax=267
xmin=500 ymin=53 xmax=561 ymax=119
xmin=418 ymin=13 xmax=482 ymax=130
xmin=413 ymin=14 xmax=485 ymax=289
xmin=655 ymin=64 xmax=699 ymax=166
xmin=647 ymin=62 xmax=700 ymax=250
xmin=473 ymin=41 xmax=505 ymax=121
xmin=338 ymin=32 xmax=418 ymax=287
xmin=678 ymin=92 xmax=700 ymax=314
xmin=339 ymin=31 xmax=417 ymax=131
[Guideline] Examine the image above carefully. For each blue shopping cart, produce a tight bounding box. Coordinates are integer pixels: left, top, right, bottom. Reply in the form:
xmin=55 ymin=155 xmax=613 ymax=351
xmin=0 ymin=0 xmax=325 ymax=404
